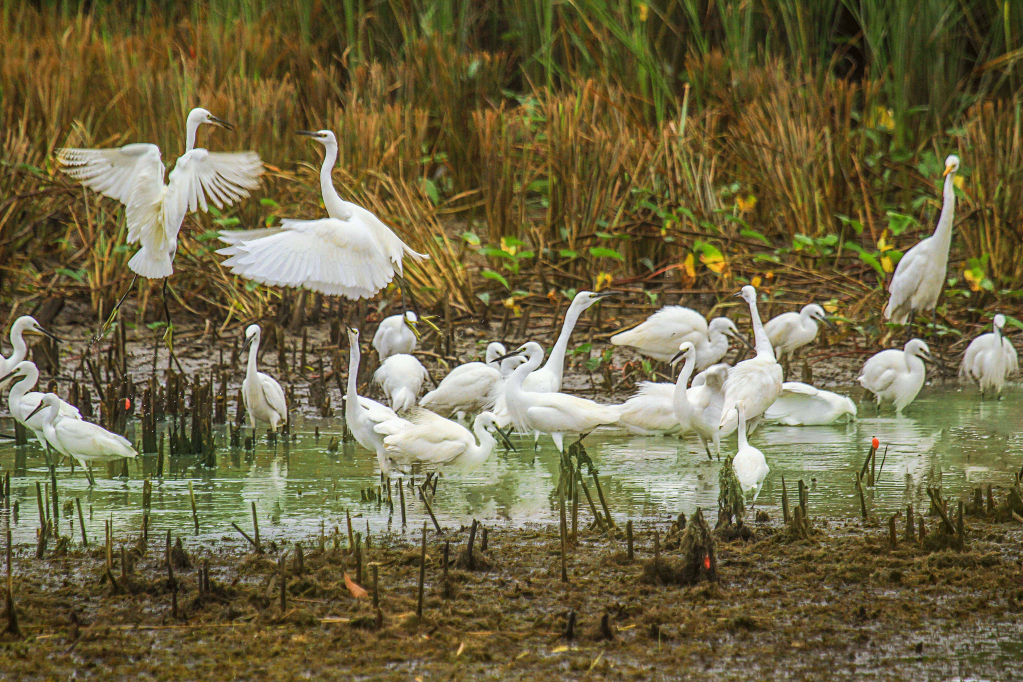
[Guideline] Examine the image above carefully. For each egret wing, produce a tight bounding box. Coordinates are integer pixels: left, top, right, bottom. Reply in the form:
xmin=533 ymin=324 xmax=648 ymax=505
xmin=383 ymin=421 xmax=468 ymax=464
xmin=886 ymin=239 xmax=930 ymax=320
xmin=258 ymin=373 xmax=288 ymax=421
xmin=358 ymin=397 xmax=398 ymax=425
xmin=57 ymin=143 xmax=162 ymax=204
xmin=166 ymin=149 xmax=262 ymax=215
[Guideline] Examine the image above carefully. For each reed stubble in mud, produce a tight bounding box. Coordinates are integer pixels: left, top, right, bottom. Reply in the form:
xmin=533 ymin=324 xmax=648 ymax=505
xmin=416 ymin=521 xmax=427 ymax=619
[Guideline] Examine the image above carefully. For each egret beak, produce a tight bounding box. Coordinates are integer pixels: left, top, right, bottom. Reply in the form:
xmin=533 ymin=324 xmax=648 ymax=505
xmin=669 ymin=349 xmax=690 ymax=365
xmin=733 ymin=291 xmax=743 ymax=297
xmin=243 ymin=334 xmax=255 ymax=350
xmin=942 ymin=164 xmax=955 ymax=177
xmin=725 ymin=329 xmax=755 ymax=351
xmin=593 ymin=291 xmax=618 ymax=300
xmin=821 ymin=316 xmax=838 ymax=330
xmin=208 ymin=115 xmax=234 ymax=131
xmin=494 ymin=426 xmax=517 ymax=452
xmin=27 ymin=401 xmax=47 ymax=420
xmin=296 ymin=130 xmax=319 ymax=138
xmin=919 ymin=351 xmax=935 ymax=365
xmin=26 ymin=326 xmax=64 ymax=342
xmin=0 ymin=369 xmax=22 ymax=385
xmin=493 ymin=349 xmax=524 ymax=363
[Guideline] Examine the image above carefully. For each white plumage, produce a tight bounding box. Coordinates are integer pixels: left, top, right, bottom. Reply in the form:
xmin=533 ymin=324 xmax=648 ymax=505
xmin=764 ymin=304 xmax=830 ymax=365
xmin=502 ymin=342 xmax=620 ymax=452
xmin=959 ymin=314 xmax=1017 ymax=397
xmin=670 ymin=344 xmax=728 ymax=457
xmin=858 ymin=339 xmax=932 ymax=414
xmin=614 ymin=361 xmax=728 ymax=439
xmin=217 ymin=129 xmax=426 ymax=300
xmin=241 ymin=324 xmax=288 ymax=432
xmin=0 ymin=316 xmax=60 ymax=391
xmin=58 ymin=108 xmax=262 ymax=279
xmin=373 ymin=311 xmax=418 ymax=360
xmin=30 ymin=393 xmax=136 ymax=482
xmin=373 ymin=410 xmax=499 ymax=474
xmin=885 ymin=155 xmax=960 ymax=324
xmin=764 ymin=382 xmax=857 ymax=425
xmin=611 ymin=306 xmax=743 ymax=370
xmin=2 ymin=360 xmax=81 ymax=445
xmin=374 ymin=353 xmax=428 ymax=413
xmin=343 ymin=327 xmax=400 ymax=473
xmin=419 ymin=342 xmax=512 ymax=418
xmin=718 ymin=285 xmax=784 ymax=434
xmin=732 ymin=403 xmax=769 ymax=504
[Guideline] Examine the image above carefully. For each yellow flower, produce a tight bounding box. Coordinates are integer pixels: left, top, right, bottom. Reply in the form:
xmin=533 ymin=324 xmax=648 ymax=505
xmin=503 ymin=297 xmax=522 ymax=316
xmin=751 ymin=275 xmax=762 ymax=288
xmin=736 ymin=194 xmax=757 ymax=214
xmin=682 ymin=253 xmax=696 ymax=280
xmin=963 ymin=268 xmax=982 ymax=292
xmin=595 ymin=272 xmax=613 ymax=291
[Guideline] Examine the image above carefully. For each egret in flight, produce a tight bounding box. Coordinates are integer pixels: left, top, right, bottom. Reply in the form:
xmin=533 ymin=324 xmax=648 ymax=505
xmin=958 ymin=314 xmax=1018 ymax=398
xmin=884 ymin=155 xmax=960 ymax=330
xmin=858 ymin=339 xmax=932 ymax=414
xmin=718 ymin=286 xmax=783 ymax=434
xmin=242 ymin=325 xmax=288 ymax=435
xmin=611 ymin=306 xmax=748 ymax=370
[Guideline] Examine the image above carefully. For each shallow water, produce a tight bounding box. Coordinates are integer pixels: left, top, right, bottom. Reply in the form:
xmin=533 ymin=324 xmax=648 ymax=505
xmin=1 ymin=387 xmax=1020 ymax=546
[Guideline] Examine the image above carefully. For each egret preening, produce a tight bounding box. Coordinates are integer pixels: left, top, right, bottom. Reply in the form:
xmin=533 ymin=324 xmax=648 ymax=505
xmin=217 ymin=129 xmax=427 ymax=307
xmin=344 ymin=327 xmax=400 ymax=473
xmin=718 ymin=286 xmax=784 ymax=434
xmin=27 ymin=394 xmax=137 ymax=485
xmin=1 ymin=360 xmax=81 ymax=446
xmin=763 ymin=382 xmax=857 ymax=425
xmin=58 ymin=108 xmax=262 ymax=304
xmin=373 ymin=410 xmax=499 ymax=475
xmin=373 ymin=311 xmax=418 ymax=360
xmin=242 ymin=325 xmax=288 ymax=434
xmin=614 ymin=360 xmax=728 ymax=439
xmin=500 ymin=342 xmax=619 ymax=452
xmin=959 ymin=314 xmax=1018 ymax=398
xmin=764 ymin=303 xmax=833 ymax=369
xmin=858 ymin=339 xmax=932 ymax=414
xmin=732 ymin=403 xmax=769 ymax=505
xmin=0 ymin=316 xmax=61 ymax=390
xmin=884 ymin=155 xmax=960 ymax=328
xmin=374 ymin=353 xmax=428 ymax=413
xmin=420 ymin=342 xmax=516 ymax=419
xmin=611 ymin=306 xmax=747 ymax=370
xmin=670 ymin=343 xmax=725 ymax=458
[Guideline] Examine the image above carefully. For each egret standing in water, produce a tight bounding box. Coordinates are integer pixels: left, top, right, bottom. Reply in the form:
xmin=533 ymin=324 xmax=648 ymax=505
xmin=858 ymin=339 xmax=933 ymax=415
xmin=344 ymin=327 xmax=399 ymax=474
xmin=242 ymin=325 xmax=288 ymax=435
xmin=373 ymin=311 xmax=418 ymax=361
xmin=0 ymin=316 xmax=62 ymax=390
xmin=374 ymin=353 xmax=428 ymax=413
xmin=885 ymin=155 xmax=960 ymax=330
xmin=28 ymin=394 xmax=137 ymax=485
xmin=373 ymin=410 xmax=500 ymax=475
xmin=958 ymin=314 xmax=1017 ymax=398
xmin=420 ymin=342 xmax=519 ymax=419
xmin=764 ymin=303 xmax=833 ymax=373
xmin=1 ymin=361 xmax=81 ymax=447
xmin=611 ymin=306 xmax=746 ymax=370
xmin=732 ymin=403 xmax=769 ymax=505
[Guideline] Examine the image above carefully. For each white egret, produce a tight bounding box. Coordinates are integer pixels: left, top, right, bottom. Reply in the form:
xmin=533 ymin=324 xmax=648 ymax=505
xmin=374 ymin=353 xmax=428 ymax=413
xmin=764 ymin=303 xmax=833 ymax=366
xmin=217 ymin=129 xmax=427 ymax=303
xmin=58 ymin=108 xmax=262 ymax=281
xmin=764 ymin=382 xmax=857 ymax=425
xmin=420 ymin=342 xmax=517 ymax=419
xmin=241 ymin=325 xmax=288 ymax=433
xmin=858 ymin=339 xmax=932 ymax=414
xmin=732 ymin=403 xmax=769 ymax=505
xmin=0 ymin=316 xmax=61 ymax=390
xmin=611 ymin=306 xmax=747 ymax=370
xmin=373 ymin=311 xmax=418 ymax=360
xmin=959 ymin=314 xmax=1018 ymax=398
xmin=884 ymin=155 xmax=960 ymax=327
xmin=614 ymin=361 xmax=729 ymax=440
xmin=344 ymin=327 xmax=399 ymax=473
xmin=501 ymin=342 xmax=619 ymax=452
xmin=718 ymin=286 xmax=784 ymax=434
xmin=373 ymin=410 xmax=499 ymax=474
xmin=1 ymin=360 xmax=81 ymax=446
xmin=28 ymin=394 xmax=137 ymax=485
xmin=669 ymin=343 xmax=728 ymax=458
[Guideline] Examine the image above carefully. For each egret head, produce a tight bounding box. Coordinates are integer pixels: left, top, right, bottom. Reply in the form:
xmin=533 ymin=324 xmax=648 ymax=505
xmin=26 ymin=392 xmax=60 ymax=421
xmin=243 ymin=324 xmax=261 ymax=348
xmin=485 ymin=342 xmax=507 ymax=365
xmin=904 ymin=338 xmax=933 ymax=362
xmin=297 ymin=129 xmax=337 ymax=147
xmin=14 ymin=315 xmax=62 ymax=342
xmin=994 ymin=314 xmax=1006 ymax=331
xmin=347 ymin=326 xmax=360 ymax=345
xmin=188 ymin=108 xmax=233 ymax=131
xmin=496 ymin=341 xmax=544 ymax=365
xmin=571 ymin=290 xmax=617 ymax=311
xmin=943 ymin=154 xmax=960 ymax=177
xmin=735 ymin=285 xmax=757 ymax=304
xmin=708 ymin=317 xmax=739 ymax=336
xmin=670 ymin=341 xmax=697 ymax=365
xmin=841 ymin=396 xmax=858 ymax=421
xmin=475 ymin=411 xmax=498 ymax=432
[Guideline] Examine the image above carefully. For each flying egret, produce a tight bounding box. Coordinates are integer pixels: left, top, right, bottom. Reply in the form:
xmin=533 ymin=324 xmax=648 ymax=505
xmin=374 ymin=353 xmax=428 ymax=413
xmin=420 ymin=342 xmax=521 ymax=419
xmin=373 ymin=410 xmax=499 ymax=475
xmin=763 ymin=382 xmax=857 ymax=425
xmin=858 ymin=339 xmax=933 ymax=414
xmin=241 ymin=325 xmax=288 ymax=434
xmin=27 ymin=394 xmax=137 ymax=485
xmin=959 ymin=314 xmax=1018 ymax=398
xmin=1 ymin=360 xmax=81 ymax=446
xmin=217 ymin=129 xmax=427 ymax=307
xmin=58 ymin=108 xmax=262 ymax=290
xmin=0 ymin=316 xmax=61 ymax=390
xmin=373 ymin=311 xmax=418 ymax=360
xmin=612 ymin=308 xmax=749 ymax=370
xmin=764 ymin=303 xmax=834 ymax=369
xmin=718 ymin=286 xmax=784 ymax=434
xmin=884 ymin=155 xmax=960 ymax=328
xmin=344 ymin=327 xmax=399 ymax=473
xmin=732 ymin=403 xmax=769 ymax=505
xmin=500 ymin=342 xmax=620 ymax=453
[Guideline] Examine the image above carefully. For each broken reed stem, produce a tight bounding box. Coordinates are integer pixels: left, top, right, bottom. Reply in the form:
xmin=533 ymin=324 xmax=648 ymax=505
xmin=76 ymin=498 xmax=88 ymax=547
xmin=5 ymin=528 xmax=18 ymax=636
xmin=399 ymin=483 xmax=407 ymax=527
xmin=559 ymin=478 xmax=568 ymax=583
xmin=876 ymin=445 xmax=889 ymax=484
xmin=416 ymin=521 xmax=427 ymax=618
xmin=781 ymin=475 xmax=790 ymax=524
xmin=346 ymin=510 xmax=354 ymax=550
xmin=231 ymin=522 xmax=260 ymax=552
xmin=906 ymin=504 xmax=915 ymax=543
xmin=421 ymin=494 xmax=442 ymax=533
xmin=591 ymin=471 xmax=615 ymax=529
xmin=251 ymin=501 xmax=261 ymax=553
xmin=372 ymin=563 xmax=379 ymax=611
xmin=855 ymin=474 xmax=867 ymax=519
xmin=279 ymin=553 xmax=287 ymax=612
xmin=577 ymin=471 xmax=604 ymax=530
xmin=188 ymin=481 xmax=199 ymax=535
xmin=888 ymin=515 xmax=898 ymax=549
xmin=626 ymin=520 xmax=634 ymax=561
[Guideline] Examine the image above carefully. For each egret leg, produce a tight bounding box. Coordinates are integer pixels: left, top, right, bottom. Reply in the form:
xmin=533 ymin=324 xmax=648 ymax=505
xmin=393 ymin=273 xmax=423 ymax=319
xmin=701 ymin=437 xmax=713 ymax=461
xmin=86 ymin=464 xmax=96 ymax=487
xmin=552 ymin=432 xmax=565 ymax=454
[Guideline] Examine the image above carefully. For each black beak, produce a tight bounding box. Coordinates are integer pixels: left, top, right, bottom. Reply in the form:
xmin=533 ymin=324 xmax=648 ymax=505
xmin=733 ymin=291 xmax=744 ymax=298
xmin=725 ymin=329 xmax=755 ymax=351
xmin=920 ymin=352 xmax=935 ymax=365
xmin=209 ymin=115 xmax=234 ymax=131
xmin=495 ymin=427 xmax=517 ymax=452
xmin=0 ymin=369 xmax=22 ymax=385
xmin=594 ymin=291 xmax=618 ymax=300
xmin=28 ymin=326 xmax=64 ymax=342
xmin=822 ymin=316 xmax=838 ymax=330
xmin=27 ymin=401 xmax=47 ymax=420
xmin=296 ymin=130 xmax=318 ymax=138
xmin=494 ymin=349 xmax=524 ymax=363
xmin=670 ymin=349 xmax=689 ymax=364
xmin=243 ymin=334 xmax=255 ymax=350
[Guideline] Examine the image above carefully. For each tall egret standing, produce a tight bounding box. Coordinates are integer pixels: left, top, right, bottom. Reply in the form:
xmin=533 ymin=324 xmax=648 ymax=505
xmin=344 ymin=327 xmax=399 ymax=473
xmin=374 ymin=354 xmax=428 ymax=413
xmin=1 ymin=360 xmax=81 ymax=446
xmin=764 ymin=382 xmax=857 ymax=425
xmin=242 ymin=325 xmax=288 ymax=434
xmin=718 ymin=286 xmax=784 ymax=434
xmin=885 ymin=155 xmax=960 ymax=328
xmin=858 ymin=339 xmax=932 ymax=414
xmin=764 ymin=304 xmax=833 ymax=369
xmin=217 ymin=130 xmax=427 ymax=306
xmin=732 ymin=403 xmax=769 ymax=505
xmin=0 ymin=316 xmax=61 ymax=390
xmin=958 ymin=314 xmax=1017 ymax=398
xmin=611 ymin=307 xmax=747 ymax=370
xmin=373 ymin=311 xmax=418 ymax=360
xmin=28 ymin=394 xmax=137 ymax=485
xmin=373 ymin=410 xmax=499 ymax=475
xmin=58 ymin=108 xmax=262 ymax=286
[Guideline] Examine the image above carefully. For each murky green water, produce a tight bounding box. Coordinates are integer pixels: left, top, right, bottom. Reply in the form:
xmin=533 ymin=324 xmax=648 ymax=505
xmin=0 ymin=387 xmax=1020 ymax=546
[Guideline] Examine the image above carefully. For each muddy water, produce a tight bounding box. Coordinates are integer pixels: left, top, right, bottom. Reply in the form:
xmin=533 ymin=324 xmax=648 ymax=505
xmin=1 ymin=387 xmax=1020 ymax=546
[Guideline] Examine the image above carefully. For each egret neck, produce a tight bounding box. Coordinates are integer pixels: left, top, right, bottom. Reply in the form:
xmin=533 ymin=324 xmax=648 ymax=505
xmin=543 ymin=298 xmax=589 ymax=390
xmin=932 ymin=167 xmax=957 ymax=264
xmin=317 ymin=136 xmax=351 ymax=220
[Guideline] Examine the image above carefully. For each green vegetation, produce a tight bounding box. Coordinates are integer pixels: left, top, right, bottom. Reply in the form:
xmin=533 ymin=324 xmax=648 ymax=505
xmin=2 ymin=0 xmax=1021 ymax=328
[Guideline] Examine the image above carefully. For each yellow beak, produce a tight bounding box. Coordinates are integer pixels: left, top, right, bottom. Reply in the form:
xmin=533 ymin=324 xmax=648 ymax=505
xmin=942 ymin=164 xmax=954 ymax=177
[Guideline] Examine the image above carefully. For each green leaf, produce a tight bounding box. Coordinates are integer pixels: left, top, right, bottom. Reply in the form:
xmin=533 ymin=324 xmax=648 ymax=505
xmin=461 ymin=231 xmax=481 ymax=246
xmin=515 ymin=250 xmax=535 ymax=260
xmin=481 ymin=269 xmax=509 ymax=289
xmin=259 ymin=198 xmax=279 ymax=208
xmin=886 ymin=211 xmax=918 ymax=236
xmin=502 ymin=236 xmax=527 ymax=248
xmin=589 ymin=247 xmax=624 ymax=261
xmin=214 ymin=217 xmax=240 ymax=227
xmin=480 ymin=247 xmax=514 ymax=260
xmin=421 ymin=178 xmax=440 ymax=205
xmin=740 ymin=228 xmax=770 ymax=245
xmin=558 ymin=249 xmax=578 ymax=259
xmin=55 ymin=267 xmax=86 ymax=283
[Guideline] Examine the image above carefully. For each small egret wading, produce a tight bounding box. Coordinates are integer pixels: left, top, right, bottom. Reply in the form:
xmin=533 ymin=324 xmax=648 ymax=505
xmin=764 ymin=382 xmax=857 ymax=425
xmin=1 ymin=361 xmax=81 ymax=447
xmin=958 ymin=314 xmax=1018 ymax=398
xmin=670 ymin=343 xmax=728 ymax=458
xmin=373 ymin=410 xmax=499 ymax=475
xmin=373 ymin=311 xmax=418 ymax=361
xmin=614 ymin=361 xmax=728 ymax=440
xmin=374 ymin=353 xmax=428 ymax=413
xmin=420 ymin=342 xmax=518 ymax=419
xmin=0 ymin=316 xmax=61 ymax=390
xmin=732 ymin=403 xmax=769 ymax=505
xmin=28 ymin=394 xmax=137 ymax=486
xmin=611 ymin=306 xmax=748 ymax=370
xmin=242 ymin=325 xmax=289 ymax=435
xmin=858 ymin=339 xmax=933 ymax=415
xmin=764 ymin=303 xmax=833 ymax=371
xmin=344 ymin=327 xmax=400 ymax=474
